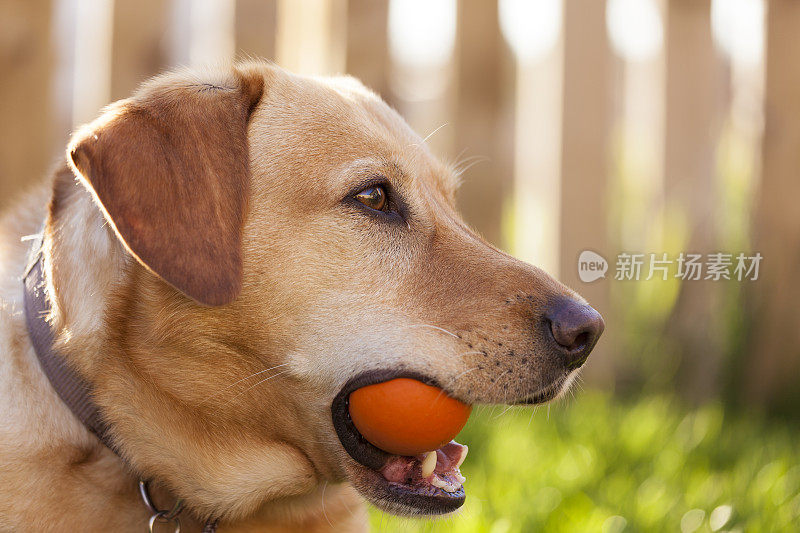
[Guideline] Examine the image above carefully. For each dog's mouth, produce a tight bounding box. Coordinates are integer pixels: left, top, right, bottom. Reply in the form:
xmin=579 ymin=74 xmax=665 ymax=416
xmin=331 ymin=370 xmax=468 ymax=515
xmin=330 ymin=370 xmax=573 ymax=514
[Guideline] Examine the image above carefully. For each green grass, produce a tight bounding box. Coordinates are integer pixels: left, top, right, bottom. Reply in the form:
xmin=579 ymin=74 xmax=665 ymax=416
xmin=368 ymin=391 xmax=800 ymax=532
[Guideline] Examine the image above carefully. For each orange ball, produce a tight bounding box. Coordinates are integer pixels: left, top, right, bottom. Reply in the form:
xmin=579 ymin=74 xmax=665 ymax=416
xmin=348 ymin=378 xmax=472 ymax=456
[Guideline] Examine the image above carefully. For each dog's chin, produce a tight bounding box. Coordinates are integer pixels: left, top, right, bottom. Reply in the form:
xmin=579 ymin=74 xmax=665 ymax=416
xmin=342 ymin=458 xmax=465 ymax=516
xmin=513 ymin=370 xmax=580 ymax=405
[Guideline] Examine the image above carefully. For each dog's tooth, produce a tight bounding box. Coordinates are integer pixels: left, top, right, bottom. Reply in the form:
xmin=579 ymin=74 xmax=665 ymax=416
xmin=454 ymin=472 xmax=466 ymax=484
xmin=429 ymin=476 xmax=447 ymax=489
xmin=429 ymin=475 xmax=460 ymax=493
xmin=455 ymin=445 xmax=468 ymax=468
xmin=421 ymin=451 xmax=437 ymax=478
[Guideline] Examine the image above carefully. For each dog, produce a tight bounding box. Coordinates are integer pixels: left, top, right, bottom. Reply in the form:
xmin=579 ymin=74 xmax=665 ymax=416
xmin=0 ymin=60 xmax=603 ymax=531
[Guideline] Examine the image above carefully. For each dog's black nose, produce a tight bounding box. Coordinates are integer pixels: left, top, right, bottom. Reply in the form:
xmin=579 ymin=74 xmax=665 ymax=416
xmin=545 ymin=298 xmax=604 ymax=369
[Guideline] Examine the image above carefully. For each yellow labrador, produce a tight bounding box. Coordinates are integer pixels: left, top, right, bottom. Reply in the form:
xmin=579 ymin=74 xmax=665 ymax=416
xmin=0 ymin=61 xmax=603 ymax=532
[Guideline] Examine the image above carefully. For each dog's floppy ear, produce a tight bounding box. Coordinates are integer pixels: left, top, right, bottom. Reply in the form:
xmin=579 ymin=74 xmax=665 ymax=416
xmin=67 ymin=67 xmax=264 ymax=306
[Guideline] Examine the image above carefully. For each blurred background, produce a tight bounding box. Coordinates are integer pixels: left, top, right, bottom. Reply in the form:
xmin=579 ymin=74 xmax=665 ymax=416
xmin=1 ymin=0 xmax=799 ymax=531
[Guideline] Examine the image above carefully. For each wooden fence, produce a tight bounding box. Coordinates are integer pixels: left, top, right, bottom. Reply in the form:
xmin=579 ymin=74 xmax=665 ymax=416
xmin=0 ymin=0 xmax=797 ymax=409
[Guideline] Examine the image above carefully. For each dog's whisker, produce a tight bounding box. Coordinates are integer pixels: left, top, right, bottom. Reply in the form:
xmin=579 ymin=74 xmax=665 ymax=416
xmin=453 ymin=155 xmax=490 ymax=177
xmin=421 ymin=122 xmax=448 ymax=145
xmin=453 ymin=153 xmax=489 ymax=169
xmin=437 ymin=366 xmax=479 ymax=398
xmin=426 ymin=366 xmax=480 ymax=404
xmin=340 ymin=485 xmax=357 ymax=519
xmin=528 ymin=405 xmax=536 ymax=427
xmin=446 ymin=147 xmax=472 ymax=180
xmin=223 ymin=370 xmax=291 ymax=405
xmin=405 ymin=324 xmax=460 ymax=338
xmin=488 ymin=370 xmax=510 ymax=393
xmin=448 ymin=366 xmax=479 ymax=383
xmin=320 ymin=481 xmax=334 ymax=529
xmin=456 ymin=351 xmax=484 ymax=358
xmin=451 ymin=150 xmax=480 ymax=169
xmin=492 ymin=404 xmax=514 ymax=420
xmin=485 ymin=370 xmax=511 ymax=417
xmin=199 ymin=363 xmax=290 ymax=406
xmin=451 ymin=147 xmax=468 ymax=166
xmin=575 ymin=374 xmax=586 ymax=395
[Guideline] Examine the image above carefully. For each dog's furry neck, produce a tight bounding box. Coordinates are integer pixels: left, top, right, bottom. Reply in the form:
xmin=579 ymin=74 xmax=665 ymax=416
xmin=0 ymin=167 xmax=363 ymax=530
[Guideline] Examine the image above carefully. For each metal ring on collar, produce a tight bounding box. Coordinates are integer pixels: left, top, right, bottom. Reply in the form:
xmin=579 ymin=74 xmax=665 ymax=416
xmin=148 ymin=510 xmax=181 ymax=533
xmin=139 ymin=480 xmax=184 ymax=529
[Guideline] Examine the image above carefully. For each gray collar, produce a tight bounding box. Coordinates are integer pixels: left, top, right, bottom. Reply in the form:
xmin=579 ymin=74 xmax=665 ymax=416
xmin=22 ymin=234 xmax=115 ymax=449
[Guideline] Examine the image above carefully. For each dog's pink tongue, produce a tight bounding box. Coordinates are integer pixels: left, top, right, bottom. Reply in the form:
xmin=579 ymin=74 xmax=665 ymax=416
xmin=380 ymin=440 xmax=468 ymax=493
xmin=380 ymin=456 xmax=414 ymax=483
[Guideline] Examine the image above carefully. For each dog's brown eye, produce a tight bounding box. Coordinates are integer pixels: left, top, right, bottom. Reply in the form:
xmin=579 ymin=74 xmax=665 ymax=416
xmin=354 ymin=186 xmax=387 ymax=211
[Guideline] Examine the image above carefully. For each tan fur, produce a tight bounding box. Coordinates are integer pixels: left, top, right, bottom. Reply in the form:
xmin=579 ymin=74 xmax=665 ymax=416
xmin=0 ymin=61 xmax=586 ymax=531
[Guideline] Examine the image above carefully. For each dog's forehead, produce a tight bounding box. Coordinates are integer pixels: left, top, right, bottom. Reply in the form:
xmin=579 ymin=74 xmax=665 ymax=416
xmin=249 ymin=69 xmax=457 ymax=200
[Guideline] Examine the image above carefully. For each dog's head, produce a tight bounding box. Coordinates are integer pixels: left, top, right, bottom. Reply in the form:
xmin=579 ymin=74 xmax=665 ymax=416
xmin=59 ymin=62 xmax=603 ymax=521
